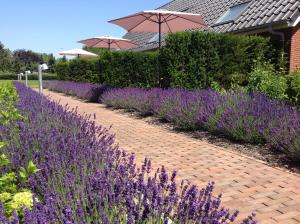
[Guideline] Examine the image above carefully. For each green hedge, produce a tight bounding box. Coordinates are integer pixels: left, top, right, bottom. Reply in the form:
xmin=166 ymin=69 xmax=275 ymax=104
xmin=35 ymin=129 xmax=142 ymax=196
xmin=56 ymin=32 xmax=273 ymax=88
xmin=56 ymin=51 xmax=159 ymax=87
xmin=0 ymin=72 xmax=58 ymax=80
xmin=161 ymin=31 xmax=271 ymax=89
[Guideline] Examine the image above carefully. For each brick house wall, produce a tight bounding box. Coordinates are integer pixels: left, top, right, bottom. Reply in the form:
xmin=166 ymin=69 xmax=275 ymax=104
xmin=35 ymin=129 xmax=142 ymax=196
xmin=290 ymin=24 xmax=300 ymax=72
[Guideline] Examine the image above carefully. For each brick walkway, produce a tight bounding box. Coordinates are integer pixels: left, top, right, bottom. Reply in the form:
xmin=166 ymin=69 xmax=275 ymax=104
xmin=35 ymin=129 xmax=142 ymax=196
xmin=43 ymin=89 xmax=300 ymax=224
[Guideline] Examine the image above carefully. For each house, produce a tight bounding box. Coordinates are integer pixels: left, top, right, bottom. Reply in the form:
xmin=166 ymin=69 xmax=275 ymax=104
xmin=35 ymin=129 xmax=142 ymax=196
xmin=123 ymin=0 xmax=300 ymax=72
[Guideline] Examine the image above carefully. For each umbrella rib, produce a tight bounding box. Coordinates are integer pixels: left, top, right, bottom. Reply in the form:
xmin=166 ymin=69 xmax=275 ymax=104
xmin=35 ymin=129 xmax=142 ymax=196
xmin=173 ymin=14 xmax=207 ymax=26
xmin=161 ymin=15 xmax=172 ymax=33
xmin=90 ymin=39 xmax=105 ymax=47
xmin=127 ymin=15 xmax=152 ymax=32
xmin=109 ymin=13 xmax=142 ymax=23
xmin=142 ymin=14 xmax=160 ymax=24
xmin=163 ymin=15 xmax=181 ymax=23
xmin=115 ymin=41 xmax=122 ymax=49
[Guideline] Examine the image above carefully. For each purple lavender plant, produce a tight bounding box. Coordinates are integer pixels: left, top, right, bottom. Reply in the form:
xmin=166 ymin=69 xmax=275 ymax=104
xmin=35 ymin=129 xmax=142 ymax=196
xmin=101 ymin=87 xmax=300 ymax=157
xmin=0 ymin=82 xmax=257 ymax=223
xmin=44 ymin=80 xmax=111 ymax=102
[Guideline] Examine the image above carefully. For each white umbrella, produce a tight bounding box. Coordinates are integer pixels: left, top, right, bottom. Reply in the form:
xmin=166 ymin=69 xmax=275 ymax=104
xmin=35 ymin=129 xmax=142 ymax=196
xmin=59 ymin=48 xmax=98 ymax=58
xmin=79 ymin=36 xmax=138 ymax=50
xmin=109 ymin=9 xmax=207 ymax=48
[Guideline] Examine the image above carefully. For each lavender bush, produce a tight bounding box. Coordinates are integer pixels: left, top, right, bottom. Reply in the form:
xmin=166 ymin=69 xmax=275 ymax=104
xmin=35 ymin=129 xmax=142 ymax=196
xmin=101 ymin=88 xmax=300 ymax=158
xmin=44 ymin=80 xmax=111 ymax=102
xmin=0 ymin=82 xmax=256 ymax=223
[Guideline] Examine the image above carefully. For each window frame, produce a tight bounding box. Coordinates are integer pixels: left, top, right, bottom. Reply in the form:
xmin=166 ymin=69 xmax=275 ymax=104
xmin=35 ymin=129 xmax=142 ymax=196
xmin=214 ymin=1 xmax=250 ymax=26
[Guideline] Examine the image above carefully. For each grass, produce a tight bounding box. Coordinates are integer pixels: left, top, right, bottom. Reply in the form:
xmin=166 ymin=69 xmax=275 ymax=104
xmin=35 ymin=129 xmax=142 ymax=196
xmin=0 ymin=80 xmax=40 ymax=88
xmin=19 ymin=80 xmax=39 ymax=88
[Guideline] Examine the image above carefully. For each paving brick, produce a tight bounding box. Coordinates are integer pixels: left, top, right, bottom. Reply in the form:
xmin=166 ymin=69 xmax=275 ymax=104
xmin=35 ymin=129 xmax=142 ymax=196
xmin=43 ymin=89 xmax=300 ymax=224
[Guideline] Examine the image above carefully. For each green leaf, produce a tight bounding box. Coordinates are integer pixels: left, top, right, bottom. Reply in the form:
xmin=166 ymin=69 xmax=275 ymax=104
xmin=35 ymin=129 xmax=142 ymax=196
xmin=26 ymin=161 xmax=40 ymax=176
xmin=19 ymin=167 xmax=27 ymax=184
xmin=0 ymin=154 xmax=10 ymax=167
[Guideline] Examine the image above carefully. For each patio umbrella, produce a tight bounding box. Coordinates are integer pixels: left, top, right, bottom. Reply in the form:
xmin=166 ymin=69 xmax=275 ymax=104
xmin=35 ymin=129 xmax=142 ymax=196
xmin=79 ymin=36 xmax=138 ymax=50
xmin=59 ymin=48 xmax=98 ymax=58
xmin=109 ymin=9 xmax=207 ymax=49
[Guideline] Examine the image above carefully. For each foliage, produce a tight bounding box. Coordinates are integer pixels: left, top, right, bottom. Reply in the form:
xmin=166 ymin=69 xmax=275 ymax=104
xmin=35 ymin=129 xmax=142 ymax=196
xmin=99 ymin=51 xmax=159 ymax=87
xmin=161 ymin=31 xmax=272 ymax=89
xmin=0 ymin=81 xmax=21 ymax=125
xmin=0 ymin=151 xmax=39 ymax=217
xmin=0 ymin=42 xmax=14 ymax=72
xmin=247 ymin=62 xmax=288 ymax=100
xmin=0 ymin=72 xmax=57 ymax=80
xmin=0 ymin=82 xmax=256 ymax=223
xmin=56 ymin=32 xmax=274 ymax=89
xmin=101 ymin=87 xmax=300 ymax=158
xmin=287 ymin=71 xmax=300 ymax=105
xmin=13 ymin=49 xmax=43 ymax=71
xmin=55 ymin=61 xmax=70 ymax=80
xmin=0 ymin=41 xmax=57 ymax=74
xmin=56 ymin=51 xmax=159 ymax=87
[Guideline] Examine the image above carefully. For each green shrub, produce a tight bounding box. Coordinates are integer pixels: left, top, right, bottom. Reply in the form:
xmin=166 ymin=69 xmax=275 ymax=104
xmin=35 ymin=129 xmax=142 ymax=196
xmin=0 ymin=149 xmax=39 ymax=217
xmin=286 ymin=71 xmax=300 ymax=105
xmin=247 ymin=62 xmax=288 ymax=100
xmin=56 ymin=51 xmax=159 ymax=87
xmin=100 ymin=51 xmax=159 ymax=87
xmin=0 ymin=81 xmax=21 ymax=125
xmin=55 ymin=32 xmax=277 ymax=89
xmin=161 ymin=31 xmax=272 ymax=89
xmin=0 ymin=72 xmax=57 ymax=81
xmin=55 ymin=62 xmax=70 ymax=80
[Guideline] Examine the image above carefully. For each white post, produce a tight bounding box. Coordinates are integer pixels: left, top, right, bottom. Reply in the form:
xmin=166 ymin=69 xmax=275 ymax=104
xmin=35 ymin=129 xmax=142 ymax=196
xmin=38 ymin=65 xmax=43 ymax=94
xmin=25 ymin=73 xmax=28 ymax=87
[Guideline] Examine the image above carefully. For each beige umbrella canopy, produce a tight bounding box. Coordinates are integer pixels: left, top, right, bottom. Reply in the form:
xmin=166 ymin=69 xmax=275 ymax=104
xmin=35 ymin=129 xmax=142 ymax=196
xmin=79 ymin=36 xmax=138 ymax=50
xmin=59 ymin=48 xmax=98 ymax=58
xmin=109 ymin=9 xmax=207 ymax=48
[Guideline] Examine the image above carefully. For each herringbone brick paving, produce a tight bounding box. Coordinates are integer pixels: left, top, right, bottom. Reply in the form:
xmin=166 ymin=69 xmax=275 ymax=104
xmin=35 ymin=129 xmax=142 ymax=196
xmin=43 ymin=89 xmax=300 ymax=224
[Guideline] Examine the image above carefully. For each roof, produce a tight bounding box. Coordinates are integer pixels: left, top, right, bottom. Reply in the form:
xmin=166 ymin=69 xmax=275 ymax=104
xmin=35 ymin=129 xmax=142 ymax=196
xmin=123 ymin=0 xmax=300 ymax=51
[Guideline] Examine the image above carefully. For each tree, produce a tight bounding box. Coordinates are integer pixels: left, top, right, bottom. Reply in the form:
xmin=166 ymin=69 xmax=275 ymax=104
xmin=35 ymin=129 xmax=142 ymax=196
xmin=0 ymin=42 xmax=13 ymax=71
xmin=13 ymin=49 xmax=43 ymax=71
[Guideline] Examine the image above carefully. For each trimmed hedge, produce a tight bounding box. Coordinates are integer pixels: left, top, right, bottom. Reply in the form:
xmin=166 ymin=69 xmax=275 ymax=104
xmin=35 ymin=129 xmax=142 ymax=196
xmin=0 ymin=72 xmax=57 ymax=80
xmin=161 ymin=31 xmax=271 ymax=89
xmin=56 ymin=32 xmax=273 ymax=88
xmin=56 ymin=52 xmax=159 ymax=87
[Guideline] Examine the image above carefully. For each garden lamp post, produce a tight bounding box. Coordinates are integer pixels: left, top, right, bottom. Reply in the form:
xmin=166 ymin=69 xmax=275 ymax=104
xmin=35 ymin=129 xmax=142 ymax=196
xmin=38 ymin=63 xmax=48 ymax=94
xmin=25 ymin=70 xmax=31 ymax=87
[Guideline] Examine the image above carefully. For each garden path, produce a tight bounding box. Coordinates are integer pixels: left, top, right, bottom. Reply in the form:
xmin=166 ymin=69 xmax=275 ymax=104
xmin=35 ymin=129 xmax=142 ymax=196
xmin=43 ymin=89 xmax=300 ymax=224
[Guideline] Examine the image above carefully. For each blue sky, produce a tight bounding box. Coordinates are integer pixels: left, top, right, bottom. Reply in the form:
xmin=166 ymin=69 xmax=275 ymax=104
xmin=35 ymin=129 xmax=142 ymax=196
xmin=0 ymin=0 xmax=169 ymax=57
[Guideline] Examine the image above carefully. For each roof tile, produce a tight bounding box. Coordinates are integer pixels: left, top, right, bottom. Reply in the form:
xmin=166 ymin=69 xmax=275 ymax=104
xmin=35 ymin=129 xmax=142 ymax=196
xmin=123 ymin=0 xmax=300 ymax=51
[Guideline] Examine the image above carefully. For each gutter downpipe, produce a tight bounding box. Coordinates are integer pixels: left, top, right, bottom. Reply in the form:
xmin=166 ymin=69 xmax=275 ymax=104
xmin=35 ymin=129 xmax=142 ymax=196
xmin=268 ymin=25 xmax=285 ymax=60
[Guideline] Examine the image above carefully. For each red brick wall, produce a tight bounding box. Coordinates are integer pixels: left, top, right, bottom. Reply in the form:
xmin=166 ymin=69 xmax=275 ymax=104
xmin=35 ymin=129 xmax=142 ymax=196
xmin=290 ymin=24 xmax=300 ymax=72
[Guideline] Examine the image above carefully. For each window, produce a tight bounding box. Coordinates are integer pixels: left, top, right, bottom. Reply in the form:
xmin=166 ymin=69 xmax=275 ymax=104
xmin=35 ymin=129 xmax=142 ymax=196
xmin=148 ymin=33 xmax=160 ymax=43
xmin=180 ymin=7 xmax=191 ymax=12
xmin=216 ymin=2 xmax=250 ymax=24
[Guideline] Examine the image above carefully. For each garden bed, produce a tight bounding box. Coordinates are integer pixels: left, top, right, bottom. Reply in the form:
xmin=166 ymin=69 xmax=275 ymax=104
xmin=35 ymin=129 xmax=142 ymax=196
xmin=42 ymin=81 xmax=300 ymax=168
xmin=0 ymin=81 xmax=256 ymax=223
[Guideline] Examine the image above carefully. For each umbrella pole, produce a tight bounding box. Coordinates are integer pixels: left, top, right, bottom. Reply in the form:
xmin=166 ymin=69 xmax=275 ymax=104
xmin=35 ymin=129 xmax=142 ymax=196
xmin=159 ymin=14 xmax=162 ymax=49
xmin=158 ymin=13 xmax=162 ymax=87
